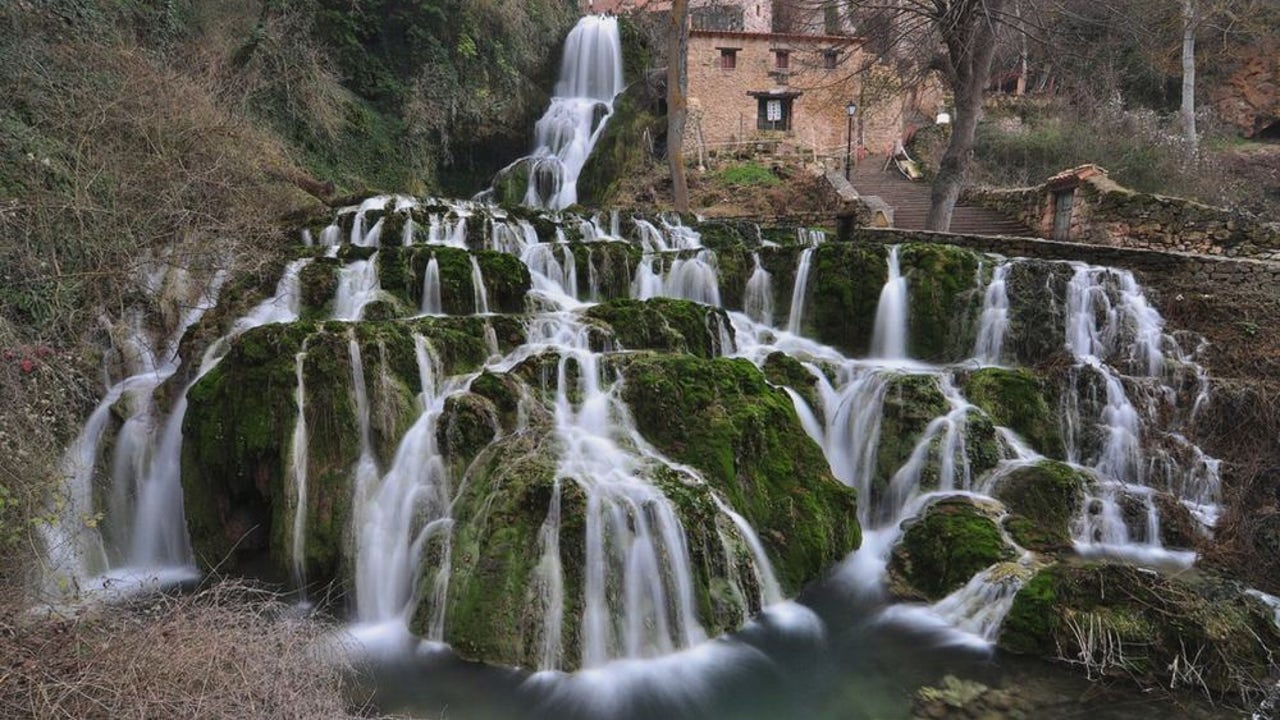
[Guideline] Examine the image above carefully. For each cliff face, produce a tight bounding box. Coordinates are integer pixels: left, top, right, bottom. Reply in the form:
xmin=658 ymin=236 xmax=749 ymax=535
xmin=1211 ymin=43 xmax=1280 ymax=138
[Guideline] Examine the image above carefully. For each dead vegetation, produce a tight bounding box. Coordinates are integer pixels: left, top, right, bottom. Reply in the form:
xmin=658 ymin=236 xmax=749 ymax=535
xmin=0 ymin=579 xmax=381 ymax=720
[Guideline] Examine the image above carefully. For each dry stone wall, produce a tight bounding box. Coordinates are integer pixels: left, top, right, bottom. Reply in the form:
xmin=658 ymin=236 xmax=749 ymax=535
xmin=967 ymin=173 xmax=1280 ymax=262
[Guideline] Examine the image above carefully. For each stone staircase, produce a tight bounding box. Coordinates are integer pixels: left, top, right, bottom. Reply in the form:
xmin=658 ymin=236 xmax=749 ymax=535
xmin=850 ymin=156 xmax=1035 ymax=236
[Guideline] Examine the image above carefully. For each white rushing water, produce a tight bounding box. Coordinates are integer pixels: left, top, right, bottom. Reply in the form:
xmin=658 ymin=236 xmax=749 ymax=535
xmin=45 ymin=184 xmax=1232 ymax=679
xmin=870 ymin=246 xmax=909 ymax=359
xmin=519 ymin=15 xmax=624 ymax=210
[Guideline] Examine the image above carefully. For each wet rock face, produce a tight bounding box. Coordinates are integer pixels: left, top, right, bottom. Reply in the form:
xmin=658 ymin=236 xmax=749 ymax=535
xmin=993 ymin=461 xmax=1090 ymax=552
xmin=1000 ymin=563 xmax=1280 ymax=698
xmin=887 ymin=495 xmax=1017 ymax=601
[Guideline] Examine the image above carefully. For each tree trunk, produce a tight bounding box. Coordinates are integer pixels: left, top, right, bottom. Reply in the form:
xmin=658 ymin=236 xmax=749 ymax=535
xmin=925 ymin=0 xmax=1006 ymax=232
xmin=1181 ymin=0 xmax=1198 ymax=153
xmin=667 ymin=0 xmax=690 ymax=212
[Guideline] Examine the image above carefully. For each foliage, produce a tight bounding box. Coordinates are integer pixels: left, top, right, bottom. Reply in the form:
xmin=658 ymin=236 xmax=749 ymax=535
xmin=714 ymin=162 xmax=783 ymax=188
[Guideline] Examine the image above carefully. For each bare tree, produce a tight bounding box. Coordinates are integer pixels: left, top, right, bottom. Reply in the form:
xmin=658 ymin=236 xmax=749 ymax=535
xmin=1181 ymin=0 xmax=1198 ymax=152
xmin=668 ymin=0 xmax=691 ymax=212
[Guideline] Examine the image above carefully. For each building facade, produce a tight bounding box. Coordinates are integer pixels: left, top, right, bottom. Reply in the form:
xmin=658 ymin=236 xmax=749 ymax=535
xmin=585 ymin=1 xmax=941 ymax=162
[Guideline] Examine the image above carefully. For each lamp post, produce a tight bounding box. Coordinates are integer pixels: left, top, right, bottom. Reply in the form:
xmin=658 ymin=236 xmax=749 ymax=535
xmin=844 ymin=101 xmax=858 ymax=181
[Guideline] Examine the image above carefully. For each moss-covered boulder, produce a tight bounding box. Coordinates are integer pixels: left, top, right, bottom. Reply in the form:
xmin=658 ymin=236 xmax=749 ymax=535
xmin=1004 ymin=260 xmax=1074 ymax=367
xmin=761 ymin=351 xmax=820 ymax=410
xmin=570 ymin=241 xmax=643 ymax=301
xmin=806 ymin=243 xmax=887 ymax=354
xmin=585 ymin=298 xmax=729 ymax=358
xmin=421 ymin=421 xmax=769 ymax=671
xmin=576 ymin=79 xmax=662 ymax=209
xmin=993 ymin=461 xmax=1091 ymax=552
xmin=1000 ymin=563 xmax=1280 ymax=698
xmin=376 ymin=247 xmax=532 ymax=316
xmin=181 ymin=316 xmax=525 ymax=582
xmin=887 ymin=495 xmax=1017 ymax=601
xmin=874 ymin=373 xmax=948 ymax=497
xmin=492 ymin=159 xmax=532 ymax=208
xmin=898 ymin=244 xmax=985 ymax=362
xmin=616 ymin=354 xmax=861 ymax=594
xmin=959 ymin=367 xmax=1064 ymax=458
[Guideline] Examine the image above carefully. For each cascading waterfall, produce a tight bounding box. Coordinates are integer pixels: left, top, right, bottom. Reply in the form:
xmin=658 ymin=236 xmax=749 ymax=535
xmin=421 ymin=254 xmax=443 ymax=315
xmin=973 ymin=262 xmax=1011 ymax=364
xmin=743 ymin=253 xmax=774 ymax=326
xmin=787 ymin=248 xmax=816 ymax=334
xmin=870 ymin=246 xmax=909 ymax=359
xmin=288 ymin=346 xmax=311 ymax=594
xmin=46 ymin=178 xmax=1243 ymax=697
xmin=335 ymin=252 xmax=382 ymax=321
xmin=518 ymin=15 xmax=624 ymax=210
xmin=1059 ymin=263 xmax=1218 ymax=564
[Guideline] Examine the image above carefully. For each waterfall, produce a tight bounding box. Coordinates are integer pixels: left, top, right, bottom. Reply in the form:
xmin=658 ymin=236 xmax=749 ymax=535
xmin=334 ymin=253 xmax=381 ymax=321
xmin=787 ymin=248 xmax=816 ymax=334
xmin=871 ymin=246 xmax=909 ymax=359
xmin=470 ymin=256 xmax=491 ymax=314
xmin=354 ymin=335 xmax=460 ymax=627
xmin=744 ymin=253 xmax=774 ymax=326
xmin=520 ymin=15 xmax=624 ymax=209
xmin=289 ymin=348 xmax=311 ymax=595
xmin=421 ymin=254 xmax=443 ymax=315
xmin=973 ymin=262 xmax=1011 ymax=364
xmin=1059 ymin=263 xmax=1217 ymax=565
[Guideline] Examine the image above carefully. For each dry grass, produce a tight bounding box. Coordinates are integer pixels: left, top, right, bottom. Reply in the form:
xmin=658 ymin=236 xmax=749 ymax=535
xmin=0 ymin=579 xmax=379 ymax=720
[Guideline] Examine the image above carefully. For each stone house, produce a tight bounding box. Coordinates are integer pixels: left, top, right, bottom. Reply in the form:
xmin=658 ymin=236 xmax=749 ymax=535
xmin=584 ymin=1 xmax=941 ymax=162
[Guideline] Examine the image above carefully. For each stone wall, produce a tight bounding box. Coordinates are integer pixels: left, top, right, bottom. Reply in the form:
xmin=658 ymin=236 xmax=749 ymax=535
xmin=838 ymin=227 xmax=1280 ymax=298
xmin=967 ymin=171 xmax=1280 ymax=262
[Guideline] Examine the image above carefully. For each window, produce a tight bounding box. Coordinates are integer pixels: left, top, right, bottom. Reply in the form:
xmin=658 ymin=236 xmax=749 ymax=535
xmin=823 ymin=50 xmax=839 ymax=70
xmin=719 ymin=48 xmax=738 ymax=71
xmin=757 ymin=97 xmax=794 ymax=132
xmin=774 ymin=50 xmax=790 ymax=70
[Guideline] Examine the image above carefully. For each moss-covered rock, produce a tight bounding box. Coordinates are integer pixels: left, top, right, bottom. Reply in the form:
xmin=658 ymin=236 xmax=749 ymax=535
xmin=182 ymin=316 xmax=524 ymax=581
xmin=806 ymin=243 xmax=887 ymax=354
xmin=898 ymin=244 xmax=986 ymax=362
xmin=376 ymin=247 xmax=532 ymax=316
xmin=874 ymin=373 xmax=948 ymax=497
xmin=585 ymin=298 xmax=729 ymax=358
xmin=616 ymin=353 xmax=861 ymax=594
xmin=577 ymin=79 xmax=662 ymax=208
xmin=492 ymin=159 xmax=532 ymax=208
xmin=299 ymin=258 xmax=340 ymax=322
xmin=1004 ymin=260 xmax=1074 ymax=367
xmin=1000 ymin=563 xmax=1280 ymax=698
xmin=960 ymin=367 xmax=1064 ymax=458
xmin=571 ymin=241 xmax=643 ymax=301
xmin=426 ymin=430 xmax=579 ymax=669
xmin=993 ymin=460 xmax=1091 ymax=552
xmin=887 ymin=495 xmax=1017 ymax=601
xmin=761 ymin=351 xmax=820 ymax=410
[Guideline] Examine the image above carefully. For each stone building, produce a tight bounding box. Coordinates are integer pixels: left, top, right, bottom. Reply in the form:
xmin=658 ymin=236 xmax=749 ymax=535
xmin=583 ymin=0 xmax=941 ymax=163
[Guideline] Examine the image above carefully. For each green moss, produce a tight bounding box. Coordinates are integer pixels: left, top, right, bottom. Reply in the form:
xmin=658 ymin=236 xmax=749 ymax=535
xmin=1004 ymin=260 xmax=1074 ymax=367
xmin=469 ymin=370 xmax=522 ymax=433
xmin=806 ymin=243 xmax=887 ymax=354
xmin=572 ymin=241 xmax=643 ymax=301
xmin=438 ymin=392 xmax=498 ymax=474
xmin=617 ymin=354 xmax=861 ymax=594
xmin=761 ymin=351 xmax=820 ymax=410
xmin=887 ymin=496 xmax=1015 ymax=600
xmin=577 ymin=79 xmax=662 ymax=208
xmin=994 ymin=460 xmax=1090 ymax=551
xmin=1000 ymin=563 xmax=1280 ymax=698
xmin=427 ymin=431 xmax=583 ymax=669
xmin=585 ymin=298 xmax=727 ymax=358
xmin=874 ymin=373 xmax=948 ymax=497
xmin=961 ymin=367 xmax=1064 ymax=458
xmin=299 ymin=258 xmax=340 ymax=322
xmin=714 ymin=162 xmax=781 ymax=187
xmin=897 ymin=244 xmax=985 ymax=362
xmin=376 ymin=247 xmax=530 ymax=315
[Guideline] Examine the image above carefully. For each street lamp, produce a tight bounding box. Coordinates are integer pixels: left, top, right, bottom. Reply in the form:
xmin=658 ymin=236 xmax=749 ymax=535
xmin=844 ymin=101 xmax=858 ymax=181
